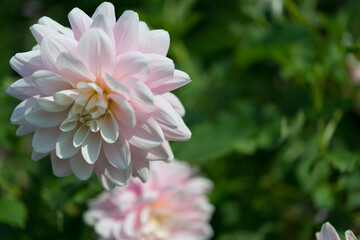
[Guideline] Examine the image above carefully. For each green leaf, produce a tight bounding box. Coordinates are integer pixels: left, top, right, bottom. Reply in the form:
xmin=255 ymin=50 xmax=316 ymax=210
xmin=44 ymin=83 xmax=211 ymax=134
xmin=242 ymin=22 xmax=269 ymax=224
xmin=326 ymin=150 xmax=360 ymax=173
xmin=0 ymin=197 xmax=27 ymax=228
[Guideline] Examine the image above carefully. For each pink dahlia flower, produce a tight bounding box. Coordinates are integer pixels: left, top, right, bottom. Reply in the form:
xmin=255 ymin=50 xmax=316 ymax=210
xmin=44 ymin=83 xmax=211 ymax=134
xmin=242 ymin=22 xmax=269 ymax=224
xmin=84 ymin=161 xmax=214 ymax=240
xmin=7 ymin=2 xmax=191 ymax=188
xmin=316 ymin=222 xmax=357 ymax=240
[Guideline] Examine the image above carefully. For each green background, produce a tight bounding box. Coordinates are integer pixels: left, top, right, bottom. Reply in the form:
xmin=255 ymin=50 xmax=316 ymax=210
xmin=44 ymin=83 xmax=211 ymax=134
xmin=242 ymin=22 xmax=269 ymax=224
xmin=1 ymin=0 xmax=360 ymax=239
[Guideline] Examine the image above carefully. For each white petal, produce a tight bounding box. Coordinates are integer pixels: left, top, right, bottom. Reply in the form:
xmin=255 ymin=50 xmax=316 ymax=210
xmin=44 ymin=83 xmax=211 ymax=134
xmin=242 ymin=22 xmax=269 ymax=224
xmin=38 ymin=16 xmax=74 ymax=37
xmin=145 ymin=141 xmax=174 ymax=162
xmin=90 ymin=14 xmax=114 ymax=43
xmin=103 ymin=136 xmax=130 ymax=170
xmin=108 ymin=94 xmax=136 ymax=128
xmin=11 ymin=97 xmax=37 ymax=125
xmin=319 ymin=222 xmax=341 ymax=240
xmin=102 ymin=73 xmax=129 ymax=98
xmin=103 ymin=160 xmax=132 ymax=186
xmin=161 ymin=114 xmax=191 ymax=141
xmin=152 ymin=69 xmax=191 ymax=95
xmin=10 ymin=50 xmax=43 ymax=77
xmin=139 ymin=30 xmax=170 ymax=56
xmin=146 ymin=54 xmax=174 ymax=89
xmin=40 ymin=35 xmax=77 ymax=72
xmin=57 ymin=52 xmax=96 ymax=84
xmin=92 ymin=2 xmax=116 ymax=25
xmin=139 ymin=21 xmax=149 ymax=34
xmin=31 ymin=70 xmax=73 ymax=95
xmin=37 ymin=96 xmax=70 ymax=112
xmin=25 ymin=107 xmax=67 ymax=128
xmin=113 ymin=52 xmax=149 ymax=80
xmin=69 ymin=151 xmax=94 ymax=180
xmin=81 ymin=131 xmax=102 ymax=164
xmin=148 ymin=95 xmax=179 ymax=128
xmin=77 ymin=28 xmax=116 ymax=77
xmin=122 ymin=78 xmax=153 ymax=104
xmin=60 ymin=118 xmax=78 ymax=132
xmin=68 ymin=7 xmax=92 ymax=40
xmin=53 ymin=89 xmax=80 ymax=106
xmin=345 ymin=230 xmax=357 ymax=240
xmin=94 ymin=218 xmax=115 ymax=239
xmin=73 ymin=124 xmax=90 ymax=147
xmin=56 ymin=128 xmax=79 ymax=159
xmin=7 ymin=77 xmax=40 ymax=100
xmin=32 ymin=127 xmax=60 ymax=153
xmin=51 ymin=151 xmax=72 ymax=177
xmin=31 ymin=151 xmax=48 ymax=161
xmin=16 ymin=125 xmax=36 ymax=136
xmin=122 ymin=112 xmax=164 ymax=149
xmin=132 ymin=158 xmax=150 ymax=182
xmin=161 ymin=92 xmax=185 ymax=117
xmin=30 ymin=24 xmax=55 ymax=44
xmin=113 ymin=10 xmax=139 ymax=54
xmin=100 ymin=112 xmax=119 ymax=143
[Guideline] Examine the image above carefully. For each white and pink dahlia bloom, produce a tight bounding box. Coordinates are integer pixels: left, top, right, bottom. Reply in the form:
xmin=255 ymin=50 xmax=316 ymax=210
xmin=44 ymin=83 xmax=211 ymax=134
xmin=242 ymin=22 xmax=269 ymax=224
xmin=316 ymin=222 xmax=357 ymax=240
xmin=7 ymin=2 xmax=191 ymax=188
xmin=84 ymin=161 xmax=214 ymax=240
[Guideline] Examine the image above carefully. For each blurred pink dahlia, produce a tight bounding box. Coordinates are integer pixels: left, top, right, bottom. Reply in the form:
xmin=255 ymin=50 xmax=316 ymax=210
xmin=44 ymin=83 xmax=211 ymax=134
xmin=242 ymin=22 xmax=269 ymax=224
xmin=7 ymin=2 xmax=191 ymax=188
xmin=316 ymin=222 xmax=357 ymax=240
xmin=84 ymin=161 xmax=214 ymax=240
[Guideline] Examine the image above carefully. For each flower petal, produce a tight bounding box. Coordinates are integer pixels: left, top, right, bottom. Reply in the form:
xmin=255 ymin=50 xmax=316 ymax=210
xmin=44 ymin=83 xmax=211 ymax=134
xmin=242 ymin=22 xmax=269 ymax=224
xmin=92 ymin=2 xmax=116 ymax=25
xmin=77 ymin=28 xmax=116 ymax=77
xmin=68 ymin=7 xmax=92 ymax=40
xmin=146 ymin=54 xmax=174 ymax=90
xmin=57 ymin=52 xmax=96 ymax=84
xmin=60 ymin=118 xmax=78 ymax=132
xmin=37 ymin=96 xmax=70 ymax=112
xmin=113 ymin=52 xmax=149 ymax=80
xmin=113 ymin=10 xmax=139 ymax=54
xmin=160 ymin=113 xmax=191 ymax=141
xmin=32 ymin=127 xmax=60 ymax=153
xmin=103 ymin=136 xmax=130 ymax=170
xmin=40 ymin=35 xmax=77 ymax=72
xmin=152 ymin=69 xmax=191 ymax=95
xmin=31 ymin=70 xmax=73 ymax=95
xmin=121 ymin=112 xmax=164 ymax=149
xmin=56 ymin=128 xmax=80 ymax=159
xmin=319 ymin=222 xmax=341 ymax=240
xmin=10 ymin=50 xmax=43 ymax=77
xmin=73 ymin=123 xmax=90 ymax=147
xmin=145 ymin=141 xmax=174 ymax=162
xmin=139 ymin=30 xmax=170 ymax=56
xmin=38 ymin=16 xmax=74 ymax=37
xmin=148 ymin=95 xmax=179 ymax=128
xmin=69 ymin=151 xmax=94 ymax=180
xmin=30 ymin=24 xmax=55 ymax=44
xmin=345 ymin=230 xmax=357 ymax=240
xmin=90 ymin=14 xmax=114 ymax=43
xmin=11 ymin=97 xmax=37 ymax=125
xmin=16 ymin=125 xmax=36 ymax=136
xmin=81 ymin=131 xmax=102 ymax=164
xmin=7 ymin=77 xmax=40 ymax=100
xmin=108 ymin=94 xmax=136 ymax=128
xmin=100 ymin=112 xmax=119 ymax=143
xmin=31 ymin=151 xmax=48 ymax=161
xmin=103 ymin=159 xmax=132 ymax=186
xmin=122 ymin=78 xmax=153 ymax=105
xmin=51 ymin=151 xmax=72 ymax=177
xmin=161 ymin=92 xmax=185 ymax=117
xmin=103 ymin=73 xmax=130 ymax=98
xmin=25 ymin=107 xmax=68 ymax=128
xmin=132 ymin=158 xmax=150 ymax=182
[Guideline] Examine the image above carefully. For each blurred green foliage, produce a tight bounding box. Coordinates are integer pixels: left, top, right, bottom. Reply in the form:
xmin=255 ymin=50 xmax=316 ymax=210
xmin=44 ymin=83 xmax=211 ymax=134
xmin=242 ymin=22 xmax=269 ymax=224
xmin=1 ymin=0 xmax=360 ymax=239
